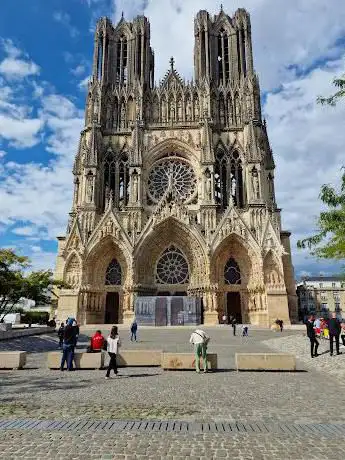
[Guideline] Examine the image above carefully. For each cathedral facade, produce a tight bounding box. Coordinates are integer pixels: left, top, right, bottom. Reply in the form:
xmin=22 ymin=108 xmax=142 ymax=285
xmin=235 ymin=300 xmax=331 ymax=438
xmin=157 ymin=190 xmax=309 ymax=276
xmin=54 ymin=7 xmax=297 ymax=326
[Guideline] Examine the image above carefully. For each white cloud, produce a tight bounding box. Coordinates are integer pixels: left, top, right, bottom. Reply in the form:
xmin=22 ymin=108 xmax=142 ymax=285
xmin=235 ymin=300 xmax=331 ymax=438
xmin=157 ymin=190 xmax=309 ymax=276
xmin=12 ymin=226 xmax=38 ymax=236
xmin=0 ymin=150 xmax=6 ymax=158
xmin=264 ymin=57 xmax=345 ymax=277
xmin=71 ymin=64 xmax=86 ymax=77
xmin=78 ymin=76 xmax=90 ymax=90
xmin=53 ymin=11 xmax=79 ymax=38
xmin=0 ymin=58 xmax=40 ymax=79
xmin=0 ymin=39 xmax=40 ymax=79
xmin=0 ymin=114 xmax=43 ymax=148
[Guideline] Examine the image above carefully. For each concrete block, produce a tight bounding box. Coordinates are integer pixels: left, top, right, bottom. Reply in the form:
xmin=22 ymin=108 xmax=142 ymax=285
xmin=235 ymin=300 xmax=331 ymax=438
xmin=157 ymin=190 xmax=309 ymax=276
xmin=235 ymin=353 xmax=296 ymax=371
xmin=161 ymin=352 xmax=218 ymax=370
xmin=0 ymin=351 xmax=27 ymax=369
xmin=117 ymin=350 xmax=162 ymax=367
xmin=48 ymin=351 xmax=104 ymax=369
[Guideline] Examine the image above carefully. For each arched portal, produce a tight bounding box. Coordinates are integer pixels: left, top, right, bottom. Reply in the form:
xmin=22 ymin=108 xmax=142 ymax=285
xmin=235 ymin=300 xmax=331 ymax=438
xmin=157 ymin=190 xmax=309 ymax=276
xmin=134 ymin=218 xmax=207 ymax=290
xmin=211 ymin=234 xmax=256 ymax=323
xmin=83 ymin=237 xmax=129 ymax=324
xmin=104 ymin=258 xmax=122 ymax=323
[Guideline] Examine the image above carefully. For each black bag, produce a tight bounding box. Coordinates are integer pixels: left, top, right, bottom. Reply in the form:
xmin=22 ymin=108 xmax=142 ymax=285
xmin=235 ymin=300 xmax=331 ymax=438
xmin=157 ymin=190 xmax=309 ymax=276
xmin=102 ymin=340 xmax=108 ymax=351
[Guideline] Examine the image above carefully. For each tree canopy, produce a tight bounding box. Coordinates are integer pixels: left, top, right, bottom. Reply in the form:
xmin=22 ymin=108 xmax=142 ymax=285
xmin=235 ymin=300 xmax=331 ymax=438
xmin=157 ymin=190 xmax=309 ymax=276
xmin=0 ymin=248 xmax=66 ymax=320
xmin=297 ymin=170 xmax=345 ymax=260
xmin=317 ymin=74 xmax=345 ymax=106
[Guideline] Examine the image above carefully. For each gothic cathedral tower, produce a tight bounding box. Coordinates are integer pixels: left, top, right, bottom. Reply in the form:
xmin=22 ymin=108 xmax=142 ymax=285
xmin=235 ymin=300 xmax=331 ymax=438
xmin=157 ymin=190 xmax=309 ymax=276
xmin=54 ymin=7 xmax=298 ymax=326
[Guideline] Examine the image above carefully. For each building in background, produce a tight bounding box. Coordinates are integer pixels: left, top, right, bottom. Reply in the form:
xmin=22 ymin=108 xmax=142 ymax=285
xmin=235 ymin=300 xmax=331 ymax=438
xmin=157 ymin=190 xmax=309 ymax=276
xmin=297 ymin=276 xmax=345 ymax=321
xmin=54 ymin=6 xmax=297 ymax=326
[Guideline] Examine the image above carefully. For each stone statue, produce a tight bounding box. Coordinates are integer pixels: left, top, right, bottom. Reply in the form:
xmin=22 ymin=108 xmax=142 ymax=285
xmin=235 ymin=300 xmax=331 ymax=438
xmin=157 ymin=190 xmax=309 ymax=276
xmin=205 ymin=170 xmax=212 ymax=201
xmin=194 ymin=97 xmax=200 ymax=120
xmin=186 ymin=98 xmax=192 ymax=121
xmin=132 ymin=172 xmax=138 ymax=203
xmin=73 ymin=178 xmax=79 ymax=205
xmin=251 ymin=169 xmax=260 ymax=199
xmin=86 ymin=175 xmax=94 ymax=203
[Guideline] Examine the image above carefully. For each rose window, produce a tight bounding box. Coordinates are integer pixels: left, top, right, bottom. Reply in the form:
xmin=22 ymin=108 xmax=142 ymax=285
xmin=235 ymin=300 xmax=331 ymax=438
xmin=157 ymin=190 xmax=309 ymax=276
xmin=156 ymin=246 xmax=189 ymax=284
xmin=148 ymin=158 xmax=196 ymax=203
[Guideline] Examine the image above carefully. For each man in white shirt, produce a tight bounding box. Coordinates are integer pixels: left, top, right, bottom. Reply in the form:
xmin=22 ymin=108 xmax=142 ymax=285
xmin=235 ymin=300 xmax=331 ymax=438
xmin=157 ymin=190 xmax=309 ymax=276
xmin=189 ymin=329 xmax=210 ymax=373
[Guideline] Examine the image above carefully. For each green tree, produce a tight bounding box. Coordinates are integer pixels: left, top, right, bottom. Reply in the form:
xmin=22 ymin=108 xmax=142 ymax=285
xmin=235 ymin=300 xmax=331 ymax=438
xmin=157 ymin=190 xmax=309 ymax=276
xmin=317 ymin=74 xmax=345 ymax=106
xmin=0 ymin=249 xmax=66 ymax=321
xmin=297 ymin=170 xmax=345 ymax=259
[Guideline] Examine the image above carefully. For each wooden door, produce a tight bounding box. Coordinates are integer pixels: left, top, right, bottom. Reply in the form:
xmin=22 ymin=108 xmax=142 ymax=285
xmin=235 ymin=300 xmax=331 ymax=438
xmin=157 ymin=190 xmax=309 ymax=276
xmin=105 ymin=292 xmax=119 ymax=324
xmin=226 ymin=292 xmax=242 ymax=323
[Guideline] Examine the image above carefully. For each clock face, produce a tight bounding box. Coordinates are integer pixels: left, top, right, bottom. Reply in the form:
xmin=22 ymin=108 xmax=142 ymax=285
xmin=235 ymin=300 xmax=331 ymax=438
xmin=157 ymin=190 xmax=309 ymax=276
xmin=148 ymin=158 xmax=197 ymax=203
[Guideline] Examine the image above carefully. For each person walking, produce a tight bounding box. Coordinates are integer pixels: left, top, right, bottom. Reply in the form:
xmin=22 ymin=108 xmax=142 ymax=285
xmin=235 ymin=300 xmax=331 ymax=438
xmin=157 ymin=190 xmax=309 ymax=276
xmin=189 ymin=329 xmax=210 ymax=373
xmin=230 ymin=316 xmax=237 ymax=336
xmin=279 ymin=319 xmax=284 ymax=332
xmin=130 ymin=319 xmax=138 ymax=342
xmin=328 ymin=311 xmax=341 ymax=356
xmin=57 ymin=322 xmax=65 ymax=348
xmin=105 ymin=326 xmax=121 ymax=379
xmin=306 ymin=315 xmax=319 ymax=358
xmin=340 ymin=322 xmax=345 ymax=346
xmin=60 ymin=319 xmax=77 ymax=371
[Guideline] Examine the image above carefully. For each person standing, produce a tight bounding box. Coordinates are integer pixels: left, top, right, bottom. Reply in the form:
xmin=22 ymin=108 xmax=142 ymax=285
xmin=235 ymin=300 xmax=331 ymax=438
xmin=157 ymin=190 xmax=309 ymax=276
xmin=279 ymin=319 xmax=284 ymax=332
xmin=57 ymin=322 xmax=65 ymax=348
xmin=130 ymin=319 xmax=138 ymax=342
xmin=328 ymin=311 xmax=341 ymax=356
xmin=60 ymin=319 xmax=76 ymax=371
xmin=105 ymin=326 xmax=121 ymax=379
xmin=306 ymin=315 xmax=319 ymax=358
xmin=189 ymin=329 xmax=210 ymax=373
xmin=230 ymin=316 xmax=237 ymax=336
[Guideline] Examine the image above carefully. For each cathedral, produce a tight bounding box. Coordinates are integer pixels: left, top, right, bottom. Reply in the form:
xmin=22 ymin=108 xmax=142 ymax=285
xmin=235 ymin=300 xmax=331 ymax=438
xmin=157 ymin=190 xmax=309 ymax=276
xmin=54 ymin=6 xmax=298 ymax=326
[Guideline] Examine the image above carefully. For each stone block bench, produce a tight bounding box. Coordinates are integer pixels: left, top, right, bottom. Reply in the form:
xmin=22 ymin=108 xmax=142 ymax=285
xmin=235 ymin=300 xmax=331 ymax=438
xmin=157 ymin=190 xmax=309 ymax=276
xmin=161 ymin=352 xmax=218 ymax=370
xmin=0 ymin=351 xmax=27 ymax=369
xmin=235 ymin=353 xmax=296 ymax=371
xmin=47 ymin=351 xmax=104 ymax=369
xmin=117 ymin=350 xmax=162 ymax=367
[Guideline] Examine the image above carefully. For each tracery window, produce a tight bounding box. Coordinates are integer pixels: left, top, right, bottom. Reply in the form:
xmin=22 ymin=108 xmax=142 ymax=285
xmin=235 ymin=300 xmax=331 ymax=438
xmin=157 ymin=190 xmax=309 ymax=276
xmin=148 ymin=158 xmax=196 ymax=203
xmin=224 ymin=257 xmax=241 ymax=285
xmin=156 ymin=246 xmax=189 ymax=285
xmin=105 ymin=259 xmax=122 ymax=285
xmin=215 ymin=149 xmax=244 ymax=209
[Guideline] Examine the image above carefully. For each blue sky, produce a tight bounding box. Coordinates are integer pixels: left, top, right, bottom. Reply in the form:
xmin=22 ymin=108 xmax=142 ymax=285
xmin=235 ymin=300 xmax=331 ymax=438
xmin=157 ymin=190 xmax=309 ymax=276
xmin=0 ymin=0 xmax=345 ymax=279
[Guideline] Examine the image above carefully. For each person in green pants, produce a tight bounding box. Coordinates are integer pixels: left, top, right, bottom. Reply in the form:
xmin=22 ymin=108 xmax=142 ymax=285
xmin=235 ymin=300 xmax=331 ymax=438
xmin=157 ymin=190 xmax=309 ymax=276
xmin=189 ymin=329 xmax=210 ymax=373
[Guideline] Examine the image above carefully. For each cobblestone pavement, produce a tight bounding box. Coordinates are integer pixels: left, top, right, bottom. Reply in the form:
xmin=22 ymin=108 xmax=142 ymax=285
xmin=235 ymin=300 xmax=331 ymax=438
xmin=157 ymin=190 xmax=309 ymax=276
xmin=1 ymin=327 xmax=345 ymax=459
xmin=1 ymin=430 xmax=344 ymax=460
xmin=264 ymin=332 xmax=345 ymax=384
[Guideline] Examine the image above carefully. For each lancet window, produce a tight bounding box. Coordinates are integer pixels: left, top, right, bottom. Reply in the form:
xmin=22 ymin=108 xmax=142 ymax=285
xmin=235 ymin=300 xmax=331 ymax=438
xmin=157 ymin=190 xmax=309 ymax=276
xmin=116 ymin=35 xmax=128 ymax=85
xmin=103 ymin=150 xmax=129 ymax=209
xmin=217 ymin=28 xmax=230 ymax=84
xmin=215 ymin=149 xmax=244 ymax=209
xmin=224 ymin=257 xmax=241 ymax=285
xmin=105 ymin=259 xmax=122 ymax=285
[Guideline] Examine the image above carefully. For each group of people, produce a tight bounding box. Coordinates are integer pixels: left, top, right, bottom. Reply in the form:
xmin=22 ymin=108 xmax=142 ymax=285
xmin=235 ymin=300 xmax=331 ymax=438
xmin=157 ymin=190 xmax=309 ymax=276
xmin=221 ymin=314 xmax=248 ymax=337
xmin=57 ymin=319 xmax=138 ymax=377
xmin=306 ymin=312 xmax=345 ymax=358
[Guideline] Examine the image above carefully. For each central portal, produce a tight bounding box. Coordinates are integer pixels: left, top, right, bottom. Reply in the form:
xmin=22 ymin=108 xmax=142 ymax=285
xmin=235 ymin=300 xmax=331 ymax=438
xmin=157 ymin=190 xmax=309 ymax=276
xmin=135 ymin=296 xmax=201 ymax=326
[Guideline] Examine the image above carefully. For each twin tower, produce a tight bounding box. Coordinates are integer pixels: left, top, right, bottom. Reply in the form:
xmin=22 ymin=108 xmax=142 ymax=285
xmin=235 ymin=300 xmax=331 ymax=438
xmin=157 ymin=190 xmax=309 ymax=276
xmin=55 ymin=7 xmax=297 ymax=327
